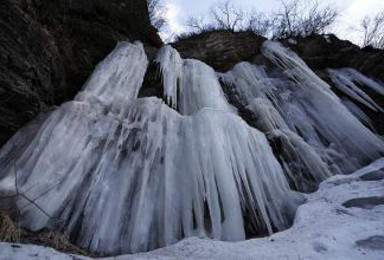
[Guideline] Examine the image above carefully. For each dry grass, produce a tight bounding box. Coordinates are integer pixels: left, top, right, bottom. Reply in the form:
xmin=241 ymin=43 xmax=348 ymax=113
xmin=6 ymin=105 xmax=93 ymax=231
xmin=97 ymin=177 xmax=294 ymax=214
xmin=0 ymin=208 xmax=100 ymax=257
xmin=0 ymin=209 xmax=20 ymax=243
xmin=23 ymin=230 xmax=93 ymax=256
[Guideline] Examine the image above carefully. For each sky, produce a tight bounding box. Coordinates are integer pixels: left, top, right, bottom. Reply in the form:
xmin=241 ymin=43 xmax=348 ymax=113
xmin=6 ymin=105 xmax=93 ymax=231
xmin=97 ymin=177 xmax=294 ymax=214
xmin=161 ymin=0 xmax=384 ymax=44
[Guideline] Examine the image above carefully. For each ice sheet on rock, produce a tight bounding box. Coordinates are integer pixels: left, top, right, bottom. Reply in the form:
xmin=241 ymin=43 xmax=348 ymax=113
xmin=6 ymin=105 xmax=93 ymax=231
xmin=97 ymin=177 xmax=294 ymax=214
xmin=219 ymin=62 xmax=331 ymax=191
xmin=330 ymin=68 xmax=384 ymax=96
xmin=0 ymin=98 xmax=302 ymax=254
xmin=328 ymin=68 xmax=383 ymax=112
xmin=76 ymin=41 xmax=148 ymax=114
xmin=340 ymin=98 xmax=375 ymax=131
xmin=155 ymin=45 xmax=183 ymax=109
xmin=260 ymin=41 xmax=384 ymax=174
xmin=0 ymin=42 xmax=303 ymax=255
xmin=156 ymin=45 xmax=233 ymax=115
xmin=3 ymin=159 xmax=384 ymax=260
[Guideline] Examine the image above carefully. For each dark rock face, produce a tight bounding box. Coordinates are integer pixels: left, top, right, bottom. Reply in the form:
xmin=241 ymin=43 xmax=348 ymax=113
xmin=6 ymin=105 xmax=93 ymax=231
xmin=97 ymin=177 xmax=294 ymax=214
xmin=281 ymin=34 xmax=384 ymax=82
xmin=0 ymin=0 xmax=162 ymax=146
xmin=173 ymin=32 xmax=384 ymax=82
xmin=283 ymin=34 xmax=384 ymax=135
xmin=173 ymin=31 xmax=384 ymax=134
xmin=172 ymin=30 xmax=267 ymax=72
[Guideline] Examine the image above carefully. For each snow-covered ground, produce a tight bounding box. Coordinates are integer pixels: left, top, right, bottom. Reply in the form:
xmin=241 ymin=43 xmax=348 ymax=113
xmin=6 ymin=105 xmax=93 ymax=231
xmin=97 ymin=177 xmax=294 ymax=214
xmin=1 ymin=158 xmax=383 ymax=260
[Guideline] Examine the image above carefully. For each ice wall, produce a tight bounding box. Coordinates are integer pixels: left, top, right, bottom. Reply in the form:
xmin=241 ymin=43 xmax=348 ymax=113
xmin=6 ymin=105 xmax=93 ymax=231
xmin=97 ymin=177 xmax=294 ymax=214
xmin=0 ymin=40 xmax=382 ymax=256
xmin=328 ymin=68 xmax=383 ymax=113
xmin=156 ymin=46 xmax=233 ymax=115
xmin=218 ymin=42 xmax=384 ymax=189
xmin=0 ymin=43 xmax=302 ymax=255
xmin=219 ymin=62 xmax=331 ymax=191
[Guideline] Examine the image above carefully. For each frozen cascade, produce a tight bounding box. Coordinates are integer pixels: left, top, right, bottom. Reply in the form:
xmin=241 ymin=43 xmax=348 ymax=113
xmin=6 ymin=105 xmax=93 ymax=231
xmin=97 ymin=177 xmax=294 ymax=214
xmin=329 ymin=68 xmax=384 ymax=96
xmin=260 ymin=41 xmax=384 ymax=173
xmin=154 ymin=45 xmax=183 ymax=109
xmin=156 ymin=45 xmax=233 ymax=115
xmin=0 ymin=43 xmax=303 ymax=254
xmin=219 ymin=62 xmax=332 ymax=191
xmin=328 ymin=68 xmax=383 ymax=112
xmin=340 ymin=98 xmax=375 ymax=131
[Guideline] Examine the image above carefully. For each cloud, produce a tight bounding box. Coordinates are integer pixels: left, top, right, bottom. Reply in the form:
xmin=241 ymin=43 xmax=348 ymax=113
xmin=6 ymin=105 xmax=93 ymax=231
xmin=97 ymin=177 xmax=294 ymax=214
xmin=335 ymin=0 xmax=384 ymax=44
xmin=165 ymin=2 xmax=184 ymax=33
xmin=158 ymin=1 xmax=185 ymax=42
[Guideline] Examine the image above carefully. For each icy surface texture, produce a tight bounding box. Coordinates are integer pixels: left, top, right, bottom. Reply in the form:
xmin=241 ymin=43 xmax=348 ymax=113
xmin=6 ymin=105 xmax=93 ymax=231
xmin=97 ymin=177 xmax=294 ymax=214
xmin=219 ymin=62 xmax=331 ymax=191
xmin=259 ymin=41 xmax=383 ymax=174
xmin=116 ymin=157 xmax=384 ymax=260
xmin=328 ymin=68 xmax=384 ymax=112
xmin=0 ymin=41 xmax=383 ymax=256
xmin=0 ymin=43 xmax=302 ymax=254
xmin=2 ymin=158 xmax=383 ymax=260
xmin=340 ymin=98 xmax=375 ymax=131
xmin=155 ymin=45 xmax=182 ymax=109
xmin=156 ymin=46 xmax=233 ymax=115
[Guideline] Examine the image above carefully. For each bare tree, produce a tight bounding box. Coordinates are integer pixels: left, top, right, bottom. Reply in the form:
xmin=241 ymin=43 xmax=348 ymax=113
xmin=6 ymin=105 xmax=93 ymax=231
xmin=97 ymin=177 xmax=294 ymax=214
xmin=209 ymin=0 xmax=245 ymax=31
xmin=148 ymin=0 xmax=167 ymax=31
xmin=301 ymin=1 xmax=338 ymax=35
xmin=248 ymin=13 xmax=276 ymax=38
xmin=184 ymin=0 xmax=338 ymax=39
xmin=186 ymin=16 xmax=214 ymax=32
xmin=186 ymin=0 xmax=246 ymax=32
xmin=360 ymin=12 xmax=384 ymax=49
xmin=273 ymin=0 xmax=300 ymax=38
xmin=272 ymin=0 xmax=338 ymax=39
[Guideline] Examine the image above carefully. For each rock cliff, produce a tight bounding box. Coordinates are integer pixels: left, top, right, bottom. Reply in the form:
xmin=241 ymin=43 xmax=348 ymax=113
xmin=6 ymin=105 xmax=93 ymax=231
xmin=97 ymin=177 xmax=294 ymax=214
xmin=172 ymin=31 xmax=384 ymax=134
xmin=0 ymin=0 xmax=161 ymax=146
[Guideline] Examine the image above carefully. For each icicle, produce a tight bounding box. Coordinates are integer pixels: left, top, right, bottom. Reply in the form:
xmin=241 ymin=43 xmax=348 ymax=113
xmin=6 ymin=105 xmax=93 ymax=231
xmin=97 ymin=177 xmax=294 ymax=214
xmin=330 ymin=68 xmax=384 ymax=96
xmin=76 ymin=41 xmax=148 ymax=114
xmin=0 ymin=42 xmax=303 ymax=255
xmin=155 ymin=45 xmax=183 ymax=109
xmin=219 ymin=62 xmax=332 ymax=191
xmin=261 ymin=41 xmax=384 ymax=173
xmin=156 ymin=45 xmax=233 ymax=115
xmin=340 ymin=98 xmax=376 ymax=131
xmin=328 ymin=68 xmax=383 ymax=112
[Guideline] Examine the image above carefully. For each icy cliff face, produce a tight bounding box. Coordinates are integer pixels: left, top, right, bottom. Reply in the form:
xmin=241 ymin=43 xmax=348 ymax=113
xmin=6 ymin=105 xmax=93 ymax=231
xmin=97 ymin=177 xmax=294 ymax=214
xmin=218 ymin=42 xmax=384 ymax=191
xmin=0 ymin=41 xmax=383 ymax=255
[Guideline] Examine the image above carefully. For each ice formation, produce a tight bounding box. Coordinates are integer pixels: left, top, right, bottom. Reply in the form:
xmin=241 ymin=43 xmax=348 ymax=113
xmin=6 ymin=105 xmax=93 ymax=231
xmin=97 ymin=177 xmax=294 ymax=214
xmin=156 ymin=46 xmax=233 ymax=115
xmin=340 ymin=98 xmax=375 ymax=131
xmin=218 ymin=42 xmax=384 ymax=189
xmin=259 ymin=41 xmax=383 ymax=173
xmin=219 ymin=62 xmax=331 ymax=191
xmin=0 ymin=40 xmax=383 ymax=256
xmin=328 ymin=68 xmax=384 ymax=113
xmin=0 ymin=43 xmax=302 ymax=254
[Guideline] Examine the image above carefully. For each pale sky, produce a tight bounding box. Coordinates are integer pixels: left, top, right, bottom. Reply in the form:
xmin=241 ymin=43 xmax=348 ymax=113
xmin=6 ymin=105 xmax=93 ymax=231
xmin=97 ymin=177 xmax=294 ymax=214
xmin=161 ymin=0 xmax=384 ymax=44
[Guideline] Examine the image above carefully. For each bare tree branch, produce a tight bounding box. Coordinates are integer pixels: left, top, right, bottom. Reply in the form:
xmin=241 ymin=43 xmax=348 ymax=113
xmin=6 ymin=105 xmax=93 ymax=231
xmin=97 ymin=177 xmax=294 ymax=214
xmin=209 ymin=0 xmax=245 ymax=31
xmin=184 ymin=0 xmax=338 ymax=39
xmin=359 ymin=12 xmax=384 ymax=49
xmin=147 ymin=0 xmax=168 ymax=31
xmin=272 ymin=0 xmax=338 ymax=39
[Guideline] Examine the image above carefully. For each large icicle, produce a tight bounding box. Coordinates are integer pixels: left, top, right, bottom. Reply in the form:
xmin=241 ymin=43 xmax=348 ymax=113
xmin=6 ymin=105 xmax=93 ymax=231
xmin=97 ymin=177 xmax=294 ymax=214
xmin=260 ymin=41 xmax=384 ymax=173
xmin=156 ymin=46 xmax=233 ymax=115
xmin=219 ymin=62 xmax=332 ymax=191
xmin=0 ymin=43 xmax=303 ymax=255
xmin=155 ymin=45 xmax=183 ymax=109
xmin=328 ymin=68 xmax=383 ymax=112
xmin=340 ymin=98 xmax=376 ymax=131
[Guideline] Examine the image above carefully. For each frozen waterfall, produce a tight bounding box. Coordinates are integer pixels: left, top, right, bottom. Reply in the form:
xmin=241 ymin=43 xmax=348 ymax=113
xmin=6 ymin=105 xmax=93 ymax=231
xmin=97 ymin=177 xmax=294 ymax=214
xmin=328 ymin=68 xmax=383 ymax=113
xmin=260 ymin=41 xmax=383 ymax=173
xmin=0 ymin=41 xmax=383 ymax=256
